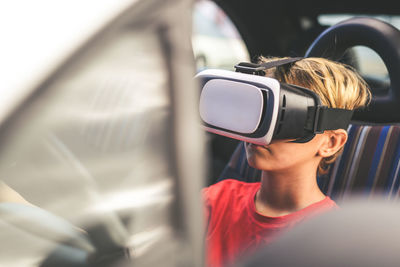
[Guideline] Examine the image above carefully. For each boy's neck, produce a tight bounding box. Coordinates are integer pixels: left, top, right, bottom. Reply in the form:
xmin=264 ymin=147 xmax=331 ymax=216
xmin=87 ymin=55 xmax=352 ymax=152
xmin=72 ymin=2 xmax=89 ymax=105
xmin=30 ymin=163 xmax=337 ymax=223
xmin=255 ymin=168 xmax=325 ymax=217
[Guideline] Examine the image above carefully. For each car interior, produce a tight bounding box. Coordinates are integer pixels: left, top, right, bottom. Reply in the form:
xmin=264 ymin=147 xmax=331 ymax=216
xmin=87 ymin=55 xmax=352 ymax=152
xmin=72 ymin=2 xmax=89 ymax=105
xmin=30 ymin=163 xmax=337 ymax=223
xmin=0 ymin=0 xmax=400 ymax=266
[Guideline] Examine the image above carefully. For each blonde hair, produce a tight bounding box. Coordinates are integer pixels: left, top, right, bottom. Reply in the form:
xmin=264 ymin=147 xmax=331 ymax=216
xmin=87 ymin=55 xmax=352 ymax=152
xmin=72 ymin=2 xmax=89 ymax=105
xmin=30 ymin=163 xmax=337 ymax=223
xmin=258 ymin=56 xmax=371 ymax=174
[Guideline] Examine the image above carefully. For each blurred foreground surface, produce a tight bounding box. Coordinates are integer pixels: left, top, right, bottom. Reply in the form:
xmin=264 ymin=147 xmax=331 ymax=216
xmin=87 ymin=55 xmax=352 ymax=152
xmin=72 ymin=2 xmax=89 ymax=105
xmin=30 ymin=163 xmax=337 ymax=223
xmin=0 ymin=0 xmax=205 ymax=266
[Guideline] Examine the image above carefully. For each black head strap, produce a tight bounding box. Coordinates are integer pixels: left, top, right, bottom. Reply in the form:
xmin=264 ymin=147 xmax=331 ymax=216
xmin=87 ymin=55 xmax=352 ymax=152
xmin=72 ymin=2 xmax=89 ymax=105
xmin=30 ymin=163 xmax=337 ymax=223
xmin=292 ymin=106 xmax=354 ymax=143
xmin=234 ymin=57 xmax=303 ymax=75
xmin=258 ymin=57 xmax=304 ymax=70
xmin=309 ymin=106 xmax=354 ymax=133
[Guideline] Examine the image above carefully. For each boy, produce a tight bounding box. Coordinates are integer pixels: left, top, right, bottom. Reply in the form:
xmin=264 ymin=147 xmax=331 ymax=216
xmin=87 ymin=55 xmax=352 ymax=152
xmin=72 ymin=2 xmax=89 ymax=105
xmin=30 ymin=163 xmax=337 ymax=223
xmin=203 ymin=57 xmax=371 ymax=267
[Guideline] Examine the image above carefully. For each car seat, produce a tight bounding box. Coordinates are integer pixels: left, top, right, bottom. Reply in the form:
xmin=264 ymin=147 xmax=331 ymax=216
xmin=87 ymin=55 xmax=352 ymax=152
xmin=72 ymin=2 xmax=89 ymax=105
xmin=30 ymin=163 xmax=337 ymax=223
xmin=218 ymin=17 xmax=400 ymax=203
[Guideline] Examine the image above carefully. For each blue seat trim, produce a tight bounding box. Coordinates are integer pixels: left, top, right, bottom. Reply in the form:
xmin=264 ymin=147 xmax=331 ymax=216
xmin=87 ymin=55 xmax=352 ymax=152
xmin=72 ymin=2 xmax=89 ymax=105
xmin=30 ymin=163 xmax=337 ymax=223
xmin=387 ymin=138 xmax=400 ymax=196
xmin=365 ymin=126 xmax=390 ymax=193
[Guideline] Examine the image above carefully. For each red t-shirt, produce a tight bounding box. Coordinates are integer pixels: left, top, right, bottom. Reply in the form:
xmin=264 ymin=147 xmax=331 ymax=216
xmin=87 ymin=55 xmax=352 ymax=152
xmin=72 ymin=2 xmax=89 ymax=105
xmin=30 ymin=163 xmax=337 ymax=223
xmin=203 ymin=179 xmax=338 ymax=267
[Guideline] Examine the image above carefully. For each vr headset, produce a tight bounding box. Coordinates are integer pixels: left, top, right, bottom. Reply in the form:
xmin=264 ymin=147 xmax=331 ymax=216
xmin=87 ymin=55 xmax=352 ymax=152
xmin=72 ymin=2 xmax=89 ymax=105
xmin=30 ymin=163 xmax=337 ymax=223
xmin=195 ymin=57 xmax=354 ymax=145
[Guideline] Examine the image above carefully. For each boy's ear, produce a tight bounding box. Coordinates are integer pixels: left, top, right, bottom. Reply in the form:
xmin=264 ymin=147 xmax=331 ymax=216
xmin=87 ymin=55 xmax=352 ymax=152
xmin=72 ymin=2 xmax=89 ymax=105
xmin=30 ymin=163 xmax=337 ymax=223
xmin=318 ymin=129 xmax=348 ymax=158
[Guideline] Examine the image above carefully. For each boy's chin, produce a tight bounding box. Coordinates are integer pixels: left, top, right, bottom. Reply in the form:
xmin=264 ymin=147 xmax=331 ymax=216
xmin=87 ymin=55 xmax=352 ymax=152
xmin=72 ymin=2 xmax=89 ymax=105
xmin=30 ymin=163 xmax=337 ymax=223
xmin=246 ymin=157 xmax=267 ymax=171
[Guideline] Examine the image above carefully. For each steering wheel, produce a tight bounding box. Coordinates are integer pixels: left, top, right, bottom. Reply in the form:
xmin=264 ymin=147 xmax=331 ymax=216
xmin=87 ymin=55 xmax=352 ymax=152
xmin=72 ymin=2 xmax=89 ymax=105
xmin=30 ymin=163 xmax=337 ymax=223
xmin=305 ymin=17 xmax=400 ymax=123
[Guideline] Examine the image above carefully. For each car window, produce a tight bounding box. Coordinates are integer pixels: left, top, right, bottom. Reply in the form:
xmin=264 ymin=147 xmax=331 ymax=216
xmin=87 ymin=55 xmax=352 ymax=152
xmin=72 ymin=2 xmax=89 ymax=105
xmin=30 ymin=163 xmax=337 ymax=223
xmin=192 ymin=0 xmax=250 ymax=71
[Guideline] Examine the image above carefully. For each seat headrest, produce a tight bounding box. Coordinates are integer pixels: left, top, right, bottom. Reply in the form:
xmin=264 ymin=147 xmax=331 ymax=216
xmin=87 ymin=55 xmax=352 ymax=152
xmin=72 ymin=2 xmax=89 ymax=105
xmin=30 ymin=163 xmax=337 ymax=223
xmin=305 ymin=17 xmax=400 ymax=124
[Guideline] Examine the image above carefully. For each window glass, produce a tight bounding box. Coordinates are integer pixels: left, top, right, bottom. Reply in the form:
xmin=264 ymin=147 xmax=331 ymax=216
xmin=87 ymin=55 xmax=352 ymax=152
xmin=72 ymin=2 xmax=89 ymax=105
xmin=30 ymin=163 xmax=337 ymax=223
xmin=192 ymin=0 xmax=250 ymax=71
xmin=318 ymin=14 xmax=393 ymax=82
xmin=352 ymin=45 xmax=388 ymax=79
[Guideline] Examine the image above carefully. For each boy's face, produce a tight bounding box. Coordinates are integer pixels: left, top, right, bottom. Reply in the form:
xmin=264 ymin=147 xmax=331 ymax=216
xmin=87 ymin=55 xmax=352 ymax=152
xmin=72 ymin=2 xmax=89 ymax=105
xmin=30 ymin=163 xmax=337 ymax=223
xmin=245 ymin=134 xmax=326 ymax=172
